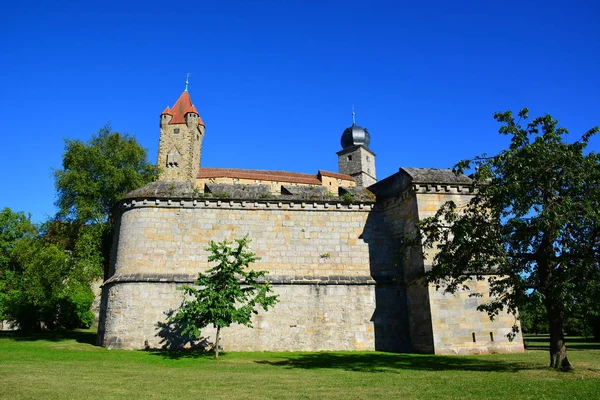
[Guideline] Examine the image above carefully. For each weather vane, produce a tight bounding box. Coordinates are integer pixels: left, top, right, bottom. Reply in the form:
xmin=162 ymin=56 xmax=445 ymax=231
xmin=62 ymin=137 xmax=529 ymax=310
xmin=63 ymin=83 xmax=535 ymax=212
xmin=185 ymin=73 xmax=192 ymax=92
xmin=352 ymin=104 xmax=356 ymax=126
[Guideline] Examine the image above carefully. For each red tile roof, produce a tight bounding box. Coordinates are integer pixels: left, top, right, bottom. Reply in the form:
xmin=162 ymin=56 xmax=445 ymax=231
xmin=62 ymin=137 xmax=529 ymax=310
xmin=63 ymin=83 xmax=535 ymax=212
xmin=318 ymin=170 xmax=355 ymax=181
xmin=197 ymin=168 xmax=355 ymax=185
xmin=163 ymin=91 xmax=204 ymax=126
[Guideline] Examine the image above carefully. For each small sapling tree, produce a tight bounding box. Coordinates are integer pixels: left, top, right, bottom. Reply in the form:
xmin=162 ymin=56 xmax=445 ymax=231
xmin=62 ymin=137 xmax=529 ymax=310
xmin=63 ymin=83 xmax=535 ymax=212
xmin=169 ymin=236 xmax=278 ymax=358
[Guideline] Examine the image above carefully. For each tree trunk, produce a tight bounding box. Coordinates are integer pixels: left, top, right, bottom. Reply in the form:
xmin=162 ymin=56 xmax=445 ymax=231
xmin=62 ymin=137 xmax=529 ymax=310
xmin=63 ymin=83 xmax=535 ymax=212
xmin=538 ymin=229 xmax=572 ymax=372
xmin=214 ymin=325 xmax=220 ymax=359
xmin=547 ymin=304 xmax=572 ymax=371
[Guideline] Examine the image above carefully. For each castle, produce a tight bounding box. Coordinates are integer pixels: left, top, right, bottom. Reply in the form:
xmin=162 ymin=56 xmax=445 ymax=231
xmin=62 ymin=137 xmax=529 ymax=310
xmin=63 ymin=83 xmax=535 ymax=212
xmin=97 ymin=87 xmax=524 ymax=354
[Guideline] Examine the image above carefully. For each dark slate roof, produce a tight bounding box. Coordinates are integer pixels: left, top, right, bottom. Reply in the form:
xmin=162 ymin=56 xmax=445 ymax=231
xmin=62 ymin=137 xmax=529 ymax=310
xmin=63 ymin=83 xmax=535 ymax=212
xmin=119 ymin=181 xmax=376 ymax=203
xmin=122 ymin=181 xmax=195 ymax=199
xmin=280 ymin=185 xmax=329 ymax=197
xmin=338 ymin=186 xmax=377 ymax=202
xmin=401 ymin=167 xmax=472 ymax=184
xmin=204 ymin=183 xmax=271 ymax=198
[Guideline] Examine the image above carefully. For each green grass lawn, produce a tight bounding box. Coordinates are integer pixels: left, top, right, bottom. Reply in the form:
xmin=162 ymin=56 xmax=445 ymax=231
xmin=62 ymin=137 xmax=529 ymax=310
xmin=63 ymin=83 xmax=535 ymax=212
xmin=1 ymin=330 xmax=599 ymax=400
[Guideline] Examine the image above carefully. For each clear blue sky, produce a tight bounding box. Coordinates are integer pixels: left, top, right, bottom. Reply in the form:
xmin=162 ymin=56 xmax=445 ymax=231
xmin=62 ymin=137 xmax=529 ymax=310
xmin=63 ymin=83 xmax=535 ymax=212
xmin=2 ymin=0 xmax=599 ymax=223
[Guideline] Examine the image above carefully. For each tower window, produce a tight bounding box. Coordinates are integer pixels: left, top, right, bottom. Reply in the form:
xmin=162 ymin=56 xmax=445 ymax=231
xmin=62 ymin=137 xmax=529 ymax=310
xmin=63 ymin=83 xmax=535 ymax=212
xmin=490 ymin=332 xmax=494 ymax=342
xmin=347 ymin=155 xmax=352 ymax=161
xmin=366 ymin=156 xmax=370 ymax=161
xmin=166 ymin=150 xmax=181 ymax=168
xmin=174 ymin=128 xmax=180 ymax=134
xmin=472 ymin=332 xmax=476 ymax=342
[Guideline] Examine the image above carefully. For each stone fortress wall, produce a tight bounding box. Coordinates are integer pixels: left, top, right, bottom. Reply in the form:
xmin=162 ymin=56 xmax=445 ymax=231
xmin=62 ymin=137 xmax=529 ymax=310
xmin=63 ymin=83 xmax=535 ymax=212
xmin=98 ymin=185 xmax=407 ymax=351
xmin=97 ymin=88 xmax=524 ymax=354
xmin=372 ymin=170 xmax=524 ymax=354
xmin=98 ymin=175 xmax=523 ymax=354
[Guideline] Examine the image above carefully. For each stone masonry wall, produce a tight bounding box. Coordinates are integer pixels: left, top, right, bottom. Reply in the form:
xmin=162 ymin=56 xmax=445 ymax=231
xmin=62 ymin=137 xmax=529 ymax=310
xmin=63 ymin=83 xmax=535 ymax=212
xmin=414 ymin=187 xmax=524 ymax=355
xmin=99 ymin=199 xmax=407 ymax=351
xmin=156 ymin=118 xmax=204 ymax=183
xmin=112 ymin=201 xmax=377 ymax=277
xmin=380 ymin=191 xmax=434 ymax=353
xmin=101 ymin=281 xmax=380 ymax=351
xmin=337 ymin=146 xmax=376 ymax=187
xmin=428 ymin=279 xmax=524 ymax=355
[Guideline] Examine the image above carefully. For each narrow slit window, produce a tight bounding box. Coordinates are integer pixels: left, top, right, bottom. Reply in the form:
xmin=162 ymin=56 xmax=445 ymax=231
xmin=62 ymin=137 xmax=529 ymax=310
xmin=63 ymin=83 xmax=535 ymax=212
xmin=490 ymin=332 xmax=494 ymax=342
xmin=472 ymin=332 xmax=476 ymax=342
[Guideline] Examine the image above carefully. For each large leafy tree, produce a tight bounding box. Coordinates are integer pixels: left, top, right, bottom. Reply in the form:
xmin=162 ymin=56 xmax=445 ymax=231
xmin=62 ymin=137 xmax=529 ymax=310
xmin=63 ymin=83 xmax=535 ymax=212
xmin=0 ymin=208 xmax=94 ymax=330
xmin=54 ymin=126 xmax=156 ymax=278
xmin=414 ymin=109 xmax=599 ymax=370
xmin=169 ymin=237 xmax=279 ymax=359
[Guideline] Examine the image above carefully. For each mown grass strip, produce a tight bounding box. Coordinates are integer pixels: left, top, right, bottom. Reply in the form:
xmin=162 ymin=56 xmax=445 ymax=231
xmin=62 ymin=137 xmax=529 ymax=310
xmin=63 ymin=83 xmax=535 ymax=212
xmin=1 ymin=330 xmax=599 ymax=400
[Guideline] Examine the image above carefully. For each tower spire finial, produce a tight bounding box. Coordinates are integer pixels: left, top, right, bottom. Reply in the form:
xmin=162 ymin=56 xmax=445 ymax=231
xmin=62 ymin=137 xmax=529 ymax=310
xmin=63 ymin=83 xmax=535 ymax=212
xmin=185 ymin=73 xmax=191 ymax=92
xmin=352 ymin=104 xmax=356 ymax=126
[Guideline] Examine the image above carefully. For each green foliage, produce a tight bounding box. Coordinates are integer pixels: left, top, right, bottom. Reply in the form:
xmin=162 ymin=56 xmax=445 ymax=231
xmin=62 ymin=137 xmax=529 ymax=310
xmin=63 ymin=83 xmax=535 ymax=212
xmin=0 ymin=208 xmax=36 ymax=322
xmin=342 ymin=192 xmax=355 ymax=204
xmin=518 ymin=293 xmax=549 ymax=335
xmin=0 ymin=209 xmax=94 ymax=330
xmin=54 ymin=125 xmax=156 ymax=278
xmin=406 ymin=109 xmax=600 ymax=370
xmin=55 ymin=125 xmax=156 ymax=225
xmin=2 ymin=127 xmax=154 ymax=331
xmin=0 ymin=208 xmax=35 ymax=271
xmin=169 ymin=236 xmax=278 ymax=358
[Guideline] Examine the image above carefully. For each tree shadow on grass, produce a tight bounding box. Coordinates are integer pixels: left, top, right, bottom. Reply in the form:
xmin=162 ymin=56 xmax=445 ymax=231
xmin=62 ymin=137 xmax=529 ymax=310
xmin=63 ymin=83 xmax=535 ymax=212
xmin=147 ymin=348 xmax=226 ymax=360
xmin=149 ymin=309 xmax=214 ymax=358
xmin=255 ymin=352 xmax=535 ymax=373
xmin=0 ymin=329 xmax=97 ymax=345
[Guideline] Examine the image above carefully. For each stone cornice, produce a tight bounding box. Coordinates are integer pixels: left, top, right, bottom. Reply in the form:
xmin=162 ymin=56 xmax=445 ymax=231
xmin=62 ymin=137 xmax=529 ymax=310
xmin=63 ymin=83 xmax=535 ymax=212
xmin=411 ymin=183 xmax=478 ymax=194
xmin=102 ymin=273 xmax=380 ymax=286
xmin=381 ymin=183 xmax=476 ymax=208
xmin=118 ymin=197 xmax=377 ymax=213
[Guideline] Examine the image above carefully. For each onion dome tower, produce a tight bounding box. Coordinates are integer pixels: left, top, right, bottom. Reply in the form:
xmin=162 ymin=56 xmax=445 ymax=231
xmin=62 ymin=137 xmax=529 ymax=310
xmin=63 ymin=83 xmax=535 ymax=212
xmin=336 ymin=108 xmax=376 ymax=187
xmin=156 ymin=74 xmax=206 ymax=184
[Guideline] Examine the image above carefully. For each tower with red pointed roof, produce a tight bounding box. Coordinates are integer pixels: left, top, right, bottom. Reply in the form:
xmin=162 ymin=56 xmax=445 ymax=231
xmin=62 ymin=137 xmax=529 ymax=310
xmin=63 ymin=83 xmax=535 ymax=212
xmin=157 ymin=84 xmax=205 ymax=184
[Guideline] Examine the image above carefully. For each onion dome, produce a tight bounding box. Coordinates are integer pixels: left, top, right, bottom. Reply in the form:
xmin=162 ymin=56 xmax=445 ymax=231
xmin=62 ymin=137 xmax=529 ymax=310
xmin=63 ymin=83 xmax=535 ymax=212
xmin=341 ymin=124 xmax=371 ymax=149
